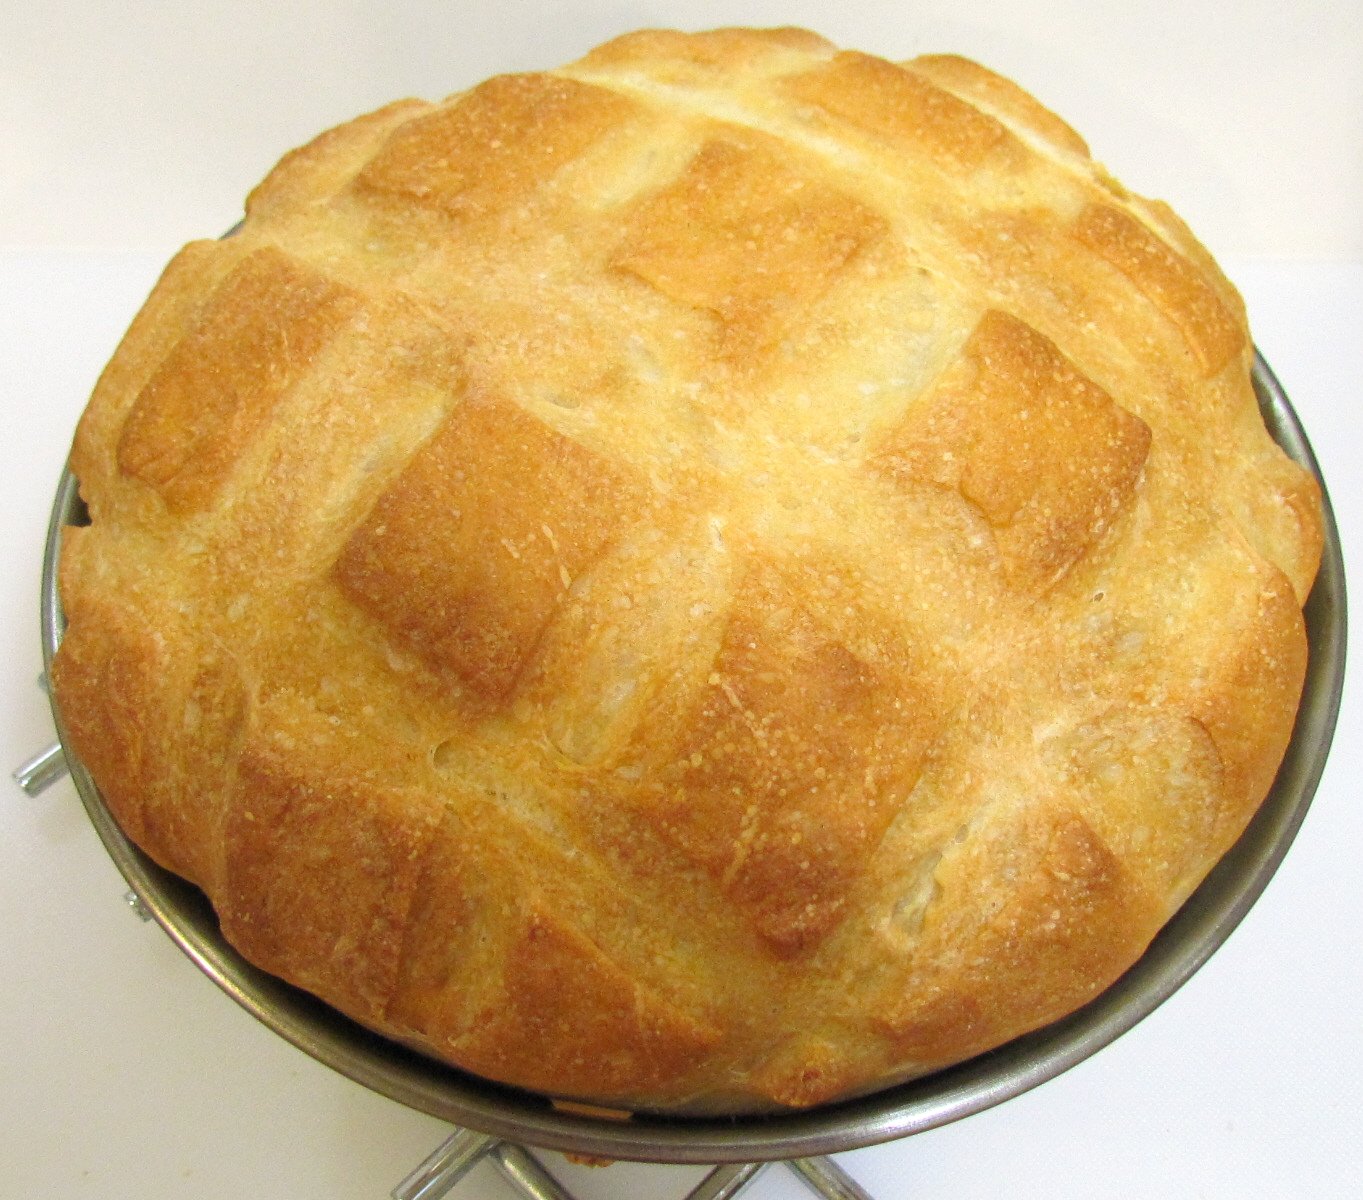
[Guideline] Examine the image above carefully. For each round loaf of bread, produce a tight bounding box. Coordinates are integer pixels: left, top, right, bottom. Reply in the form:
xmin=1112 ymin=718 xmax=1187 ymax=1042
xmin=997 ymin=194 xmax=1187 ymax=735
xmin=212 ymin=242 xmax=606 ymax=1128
xmin=52 ymin=27 xmax=1323 ymax=1113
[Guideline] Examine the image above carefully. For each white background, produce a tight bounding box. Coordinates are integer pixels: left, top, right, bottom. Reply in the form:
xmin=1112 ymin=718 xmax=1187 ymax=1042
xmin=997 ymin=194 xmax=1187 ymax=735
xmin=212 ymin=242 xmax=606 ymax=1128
xmin=3 ymin=0 xmax=1362 ymax=259
xmin=3 ymin=3 xmax=1361 ymax=1198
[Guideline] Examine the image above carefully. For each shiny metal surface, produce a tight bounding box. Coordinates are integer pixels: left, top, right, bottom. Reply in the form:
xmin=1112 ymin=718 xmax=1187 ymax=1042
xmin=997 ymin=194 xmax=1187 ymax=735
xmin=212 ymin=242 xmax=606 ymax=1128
xmin=393 ymin=1129 xmax=496 ymax=1200
xmin=11 ymin=739 xmax=68 ymax=795
xmin=788 ymin=1157 xmax=874 ymax=1200
xmin=683 ymin=1163 xmax=767 ymax=1200
xmin=488 ymin=1143 xmax=576 ymax=1200
xmin=40 ymin=352 xmax=1347 ymax=1164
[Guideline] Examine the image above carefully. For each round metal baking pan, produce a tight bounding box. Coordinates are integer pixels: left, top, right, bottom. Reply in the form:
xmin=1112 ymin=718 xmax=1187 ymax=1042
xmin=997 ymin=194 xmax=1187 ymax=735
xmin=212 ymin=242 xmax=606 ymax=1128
xmin=41 ymin=351 xmax=1346 ymax=1164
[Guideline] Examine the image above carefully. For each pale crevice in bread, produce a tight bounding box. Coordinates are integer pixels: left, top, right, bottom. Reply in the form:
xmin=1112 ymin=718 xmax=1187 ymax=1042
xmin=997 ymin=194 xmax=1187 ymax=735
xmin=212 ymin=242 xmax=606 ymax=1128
xmin=53 ymin=28 xmax=1322 ymax=1113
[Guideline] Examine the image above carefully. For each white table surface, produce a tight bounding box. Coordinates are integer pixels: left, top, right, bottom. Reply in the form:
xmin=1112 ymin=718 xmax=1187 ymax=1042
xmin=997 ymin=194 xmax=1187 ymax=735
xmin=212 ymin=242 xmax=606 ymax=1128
xmin=2 ymin=251 xmax=1360 ymax=1199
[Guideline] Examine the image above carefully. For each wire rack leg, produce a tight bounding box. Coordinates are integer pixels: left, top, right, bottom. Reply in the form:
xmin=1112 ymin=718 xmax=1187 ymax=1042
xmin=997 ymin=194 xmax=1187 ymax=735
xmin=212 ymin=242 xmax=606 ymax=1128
xmin=788 ymin=1156 xmax=875 ymax=1200
xmin=489 ymin=1142 xmax=577 ymax=1200
xmin=12 ymin=741 xmax=68 ymax=795
xmin=684 ymin=1162 xmax=767 ymax=1200
xmin=392 ymin=1129 xmax=497 ymax=1200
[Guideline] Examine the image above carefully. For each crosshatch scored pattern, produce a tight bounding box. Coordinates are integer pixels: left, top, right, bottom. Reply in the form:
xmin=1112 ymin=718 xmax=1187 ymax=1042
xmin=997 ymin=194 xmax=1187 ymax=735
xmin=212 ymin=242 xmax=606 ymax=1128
xmin=52 ymin=27 xmax=1322 ymax=1117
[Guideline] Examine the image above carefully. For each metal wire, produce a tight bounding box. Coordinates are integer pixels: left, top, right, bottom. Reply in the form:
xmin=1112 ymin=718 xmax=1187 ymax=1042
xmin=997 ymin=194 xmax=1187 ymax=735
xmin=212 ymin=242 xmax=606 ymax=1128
xmin=490 ymin=1142 xmax=577 ymax=1200
xmin=393 ymin=1129 xmax=494 ymax=1200
xmin=12 ymin=740 xmax=68 ymax=795
xmin=684 ymin=1163 xmax=767 ymax=1200
xmin=390 ymin=1128 xmax=876 ymax=1200
xmin=788 ymin=1156 xmax=875 ymax=1200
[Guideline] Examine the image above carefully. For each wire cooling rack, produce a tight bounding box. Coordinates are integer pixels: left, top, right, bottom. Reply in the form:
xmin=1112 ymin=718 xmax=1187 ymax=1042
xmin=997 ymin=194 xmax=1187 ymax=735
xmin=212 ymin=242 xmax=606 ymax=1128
xmin=392 ymin=1126 xmax=872 ymax=1199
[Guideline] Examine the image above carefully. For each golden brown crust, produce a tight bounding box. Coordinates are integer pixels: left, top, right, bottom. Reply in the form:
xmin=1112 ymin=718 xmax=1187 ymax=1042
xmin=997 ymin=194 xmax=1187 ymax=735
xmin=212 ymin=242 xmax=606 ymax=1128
xmin=1071 ymin=201 xmax=1245 ymax=375
xmin=626 ymin=562 xmax=937 ymax=955
xmin=355 ymin=74 xmax=641 ymax=224
xmin=335 ymin=387 xmax=652 ymax=704
xmin=905 ymin=54 xmax=1092 ymax=159
xmin=613 ymin=132 xmax=889 ymax=357
xmin=117 ymin=247 xmax=362 ymax=512
xmin=220 ymin=741 xmax=445 ymax=1022
xmin=871 ymin=309 xmax=1153 ymax=593
xmin=52 ymin=28 xmax=1322 ymax=1113
xmin=786 ymin=50 xmax=1026 ymax=174
xmin=876 ymin=806 xmax=1164 ymax=1066
xmin=451 ymin=908 xmax=722 ymax=1097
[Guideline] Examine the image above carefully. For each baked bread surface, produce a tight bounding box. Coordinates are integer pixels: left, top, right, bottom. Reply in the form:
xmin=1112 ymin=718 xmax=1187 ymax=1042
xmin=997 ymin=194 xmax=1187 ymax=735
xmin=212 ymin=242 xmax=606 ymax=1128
xmin=53 ymin=27 xmax=1323 ymax=1112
